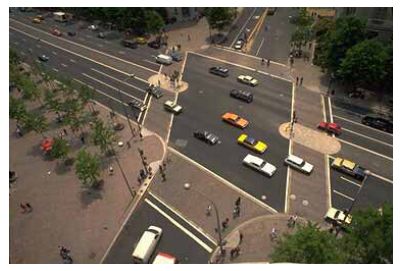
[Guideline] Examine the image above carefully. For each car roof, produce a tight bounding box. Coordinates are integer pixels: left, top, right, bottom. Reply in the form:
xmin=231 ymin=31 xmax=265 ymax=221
xmin=341 ymin=159 xmax=356 ymax=169
xmin=245 ymin=154 xmax=264 ymax=165
xmin=223 ymin=112 xmax=238 ymax=118
xmin=287 ymin=154 xmax=303 ymax=165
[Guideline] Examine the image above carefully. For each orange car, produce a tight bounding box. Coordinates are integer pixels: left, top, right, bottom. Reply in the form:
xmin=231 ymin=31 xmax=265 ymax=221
xmin=222 ymin=112 xmax=249 ymax=129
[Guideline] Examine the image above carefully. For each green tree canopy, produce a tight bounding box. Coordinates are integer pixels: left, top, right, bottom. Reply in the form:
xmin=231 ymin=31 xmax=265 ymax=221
xmin=23 ymin=112 xmax=48 ymax=137
xmin=75 ymin=149 xmax=101 ymax=188
xmin=144 ymin=10 xmax=165 ymax=34
xmin=204 ymin=7 xmax=236 ymax=32
xmin=50 ymin=137 xmax=70 ymax=161
xmin=10 ymin=96 xmax=28 ymax=123
xmin=91 ymin=118 xmax=116 ymax=155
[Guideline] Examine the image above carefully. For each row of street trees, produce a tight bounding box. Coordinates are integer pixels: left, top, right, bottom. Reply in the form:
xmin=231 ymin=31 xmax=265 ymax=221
xmin=271 ymin=203 xmax=392 ymax=263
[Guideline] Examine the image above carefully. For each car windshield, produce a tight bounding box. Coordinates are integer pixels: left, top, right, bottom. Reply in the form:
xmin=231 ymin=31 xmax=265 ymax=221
xmin=234 ymin=116 xmax=241 ymax=122
xmin=245 ymin=137 xmax=256 ymax=145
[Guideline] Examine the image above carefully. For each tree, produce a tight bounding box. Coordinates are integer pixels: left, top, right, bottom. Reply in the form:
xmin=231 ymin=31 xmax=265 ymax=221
xmin=341 ymin=203 xmax=392 ymax=263
xmin=75 ymin=149 xmax=101 ymax=188
xmin=18 ymin=75 xmax=42 ymax=105
xmin=91 ymin=118 xmax=116 ymax=155
xmin=144 ymin=10 xmax=165 ymax=34
xmin=9 ymin=48 xmax=21 ymax=66
xmin=50 ymin=137 xmax=70 ymax=162
xmin=313 ymin=17 xmax=335 ymax=39
xmin=44 ymin=89 xmax=62 ymax=113
xmin=337 ymin=39 xmax=390 ymax=90
xmin=204 ymin=7 xmax=236 ymax=32
xmin=23 ymin=112 xmax=48 ymax=137
xmin=77 ymin=84 xmax=96 ymax=113
xmin=270 ymin=222 xmax=346 ymax=263
xmin=9 ymin=96 xmax=28 ymax=124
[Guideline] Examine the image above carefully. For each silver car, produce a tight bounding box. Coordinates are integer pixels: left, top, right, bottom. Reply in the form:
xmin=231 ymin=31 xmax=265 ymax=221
xmin=284 ymin=154 xmax=314 ymax=174
xmin=242 ymin=154 xmax=277 ymax=177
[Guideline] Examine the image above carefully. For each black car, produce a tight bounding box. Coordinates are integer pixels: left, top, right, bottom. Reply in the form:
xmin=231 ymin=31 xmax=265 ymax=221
xmin=361 ymin=115 xmax=393 ymax=133
xmin=147 ymin=85 xmax=163 ymax=99
xmin=193 ymin=131 xmax=220 ymax=145
xmin=128 ymin=99 xmax=146 ymax=112
xmin=67 ymin=31 xmax=76 ymax=37
xmin=209 ymin=66 xmax=229 ymax=77
xmin=148 ymin=40 xmax=161 ymax=49
xmin=121 ymin=39 xmax=138 ymax=49
xmin=230 ymin=89 xmax=253 ymax=103
xmin=38 ymin=54 xmax=49 ymax=62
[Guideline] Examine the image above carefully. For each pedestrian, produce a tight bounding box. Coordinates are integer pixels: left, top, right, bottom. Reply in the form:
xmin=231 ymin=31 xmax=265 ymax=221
xmin=239 ymin=232 xmax=243 ymax=244
xmin=230 ymin=248 xmax=236 ymax=259
xmin=233 ymin=206 xmax=240 ymax=218
xmin=308 ymin=42 xmax=312 ymax=49
xmin=161 ymin=172 xmax=166 ymax=182
xmin=16 ymin=127 xmax=23 ymax=137
xmin=137 ymin=175 xmax=142 ymax=185
xmin=267 ymin=59 xmax=270 ymax=66
xmin=296 ymin=76 xmax=299 ymax=85
xmin=80 ymin=135 xmax=85 ymax=144
xmin=233 ymin=246 xmax=241 ymax=257
xmin=331 ymin=89 xmax=335 ymax=95
xmin=63 ymin=128 xmax=68 ymax=136
xmin=59 ymin=130 xmax=64 ymax=139
xmin=158 ymin=80 xmax=161 ymax=86
xmin=25 ymin=202 xmax=32 ymax=212
xmin=300 ymin=77 xmax=304 ymax=86
xmin=261 ymin=58 xmax=265 ymax=65
xmin=235 ymin=197 xmax=241 ymax=207
xmin=222 ymin=218 xmax=229 ymax=230
xmin=126 ymin=141 xmax=131 ymax=149
xmin=206 ymin=205 xmax=212 ymax=216
xmin=187 ymin=34 xmax=191 ymax=41
xmin=108 ymin=166 xmax=114 ymax=175
xmin=20 ymin=203 xmax=27 ymax=213
xmin=271 ymin=227 xmax=278 ymax=240
xmin=139 ymin=132 xmax=143 ymax=141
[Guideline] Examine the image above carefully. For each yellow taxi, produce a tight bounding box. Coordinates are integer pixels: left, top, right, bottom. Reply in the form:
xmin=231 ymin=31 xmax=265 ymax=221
xmin=331 ymin=157 xmax=366 ymax=180
xmin=237 ymin=134 xmax=267 ymax=154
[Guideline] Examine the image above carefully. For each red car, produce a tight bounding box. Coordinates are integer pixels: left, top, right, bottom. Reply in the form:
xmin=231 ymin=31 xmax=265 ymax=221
xmin=317 ymin=122 xmax=341 ymax=135
xmin=51 ymin=28 xmax=62 ymax=36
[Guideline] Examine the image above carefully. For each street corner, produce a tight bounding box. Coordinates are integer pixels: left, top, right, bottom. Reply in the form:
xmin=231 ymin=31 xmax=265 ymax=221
xmin=147 ymin=74 xmax=189 ymax=93
xmin=136 ymin=133 xmax=166 ymax=163
xmin=278 ymin=122 xmax=341 ymax=155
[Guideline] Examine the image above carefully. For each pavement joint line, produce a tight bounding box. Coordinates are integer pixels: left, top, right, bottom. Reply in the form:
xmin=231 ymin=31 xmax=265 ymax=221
xmin=342 ymin=127 xmax=393 ymax=147
xmin=9 ymin=26 xmax=145 ymax=83
xmin=188 ymin=51 xmax=291 ymax=83
xmin=82 ymin=72 xmax=143 ymax=102
xmin=325 ymin=155 xmax=332 ymax=208
xmin=370 ymin=172 xmax=393 ymax=185
xmin=333 ymin=189 xmax=354 ymax=201
xmin=145 ymin=198 xmax=213 ymax=253
xmin=255 ymin=37 xmax=265 ymax=56
xmin=148 ymin=191 xmax=218 ymax=246
xmin=230 ymin=7 xmax=258 ymax=48
xmin=339 ymin=176 xmax=362 ymax=187
xmin=168 ymin=146 xmax=278 ymax=214
xmin=10 ymin=18 xmax=158 ymax=74
xmin=90 ymin=68 xmax=147 ymax=94
xmin=333 ymin=113 xmax=393 ymax=137
xmin=338 ymin=138 xmax=392 ymax=161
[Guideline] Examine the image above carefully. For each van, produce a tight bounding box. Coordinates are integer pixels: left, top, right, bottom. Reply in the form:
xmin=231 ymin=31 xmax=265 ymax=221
xmin=132 ymin=226 xmax=162 ymax=263
xmin=156 ymin=54 xmax=172 ymax=65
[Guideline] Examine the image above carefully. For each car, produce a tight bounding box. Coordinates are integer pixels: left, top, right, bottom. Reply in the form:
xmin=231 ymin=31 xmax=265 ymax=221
xmin=147 ymin=85 xmax=163 ymax=99
xmin=284 ymin=154 xmax=314 ymax=174
xmin=88 ymin=24 xmax=99 ymax=31
xmin=237 ymin=75 xmax=258 ymax=86
xmin=230 ymin=89 xmax=253 ymax=103
xmin=132 ymin=226 xmax=162 ymax=263
xmin=325 ymin=207 xmax=352 ymax=225
xmin=234 ymin=39 xmax=244 ymax=50
xmin=242 ymin=154 xmax=277 ymax=177
xmin=67 ymin=31 xmax=76 ymax=36
xmin=209 ymin=66 xmax=229 ymax=77
xmin=222 ymin=112 xmax=249 ymax=129
xmin=38 ymin=54 xmax=49 ymax=62
xmin=164 ymin=100 xmax=183 ymax=114
xmin=135 ymin=36 xmax=148 ymax=45
xmin=32 ymin=17 xmax=42 ymax=23
xmin=147 ymin=40 xmax=161 ymax=49
xmin=152 ymin=252 xmax=177 ymax=264
xmin=317 ymin=122 xmax=341 ymax=135
xmin=170 ymin=51 xmax=184 ymax=62
xmin=128 ymin=99 xmax=147 ymax=112
xmin=121 ymin=39 xmax=138 ymax=49
xmin=331 ymin=157 xmax=366 ymax=181
xmin=193 ymin=130 xmax=220 ymax=145
xmin=51 ymin=28 xmax=62 ymax=36
xmin=97 ymin=32 xmax=105 ymax=38
xmin=237 ymin=134 xmax=267 ymax=154
xmin=361 ymin=115 xmax=393 ymax=133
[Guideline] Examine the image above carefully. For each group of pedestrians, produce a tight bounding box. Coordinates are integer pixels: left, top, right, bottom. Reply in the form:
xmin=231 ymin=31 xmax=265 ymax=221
xmin=261 ymin=58 xmax=271 ymax=66
xmin=295 ymin=76 xmax=304 ymax=86
xmin=58 ymin=245 xmax=73 ymax=264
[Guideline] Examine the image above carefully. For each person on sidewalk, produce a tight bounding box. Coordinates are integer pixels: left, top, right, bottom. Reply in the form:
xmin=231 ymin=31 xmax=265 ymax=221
xmin=235 ymin=197 xmax=241 ymax=207
xmin=267 ymin=59 xmax=270 ymax=66
xmin=300 ymin=77 xmax=304 ymax=86
xmin=233 ymin=206 xmax=240 ymax=218
xmin=206 ymin=205 xmax=212 ymax=216
xmin=222 ymin=218 xmax=229 ymax=230
xmin=296 ymin=76 xmax=299 ymax=85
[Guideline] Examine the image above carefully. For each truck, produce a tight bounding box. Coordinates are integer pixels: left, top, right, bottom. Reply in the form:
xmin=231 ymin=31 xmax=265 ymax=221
xmin=53 ymin=12 xmax=68 ymax=23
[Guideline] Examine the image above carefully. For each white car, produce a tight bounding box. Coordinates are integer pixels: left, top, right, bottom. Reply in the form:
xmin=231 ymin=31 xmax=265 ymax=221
xmin=234 ymin=39 xmax=244 ymax=50
xmin=152 ymin=252 xmax=177 ymax=264
xmin=284 ymin=154 xmax=314 ymax=174
xmin=164 ymin=100 xmax=183 ymax=114
xmin=325 ymin=207 xmax=352 ymax=225
xmin=242 ymin=154 xmax=277 ymax=177
xmin=237 ymin=75 xmax=259 ymax=86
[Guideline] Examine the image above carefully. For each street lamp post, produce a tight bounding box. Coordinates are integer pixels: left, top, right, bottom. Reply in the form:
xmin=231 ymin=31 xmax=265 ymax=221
xmin=183 ymin=182 xmax=224 ymax=254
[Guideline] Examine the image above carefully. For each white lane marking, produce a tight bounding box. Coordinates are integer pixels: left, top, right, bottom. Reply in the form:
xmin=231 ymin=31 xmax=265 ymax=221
xmin=338 ymin=138 xmax=392 ymax=161
xmin=143 ymin=59 xmax=160 ymax=66
xmin=118 ymin=50 xmax=126 ymax=55
xmin=333 ymin=190 xmax=354 ymax=201
xmin=370 ymin=172 xmax=393 ymax=184
xmin=10 ymin=19 xmax=158 ymax=73
xmin=145 ymin=198 xmax=213 ymax=253
xmin=230 ymin=8 xmax=257 ymax=47
xmin=334 ymin=114 xmax=393 ymax=137
xmin=328 ymin=96 xmax=334 ymax=123
xmin=70 ymin=59 xmax=76 ymax=63
xmin=82 ymin=73 xmax=142 ymax=102
xmin=73 ymin=78 xmax=128 ymax=106
xmin=255 ymin=37 xmax=265 ymax=56
xmin=321 ymin=95 xmax=327 ymax=122
xmin=339 ymin=176 xmax=361 ymax=187
xmin=342 ymin=127 xmax=393 ymax=147
xmin=141 ymin=94 xmax=152 ymax=125
xmin=52 ymin=51 xmax=57 ymax=55
xmin=168 ymin=146 xmax=278 ymax=214
xmin=90 ymin=68 xmax=146 ymax=93
xmin=52 ymin=68 xmax=59 ymax=72
xmin=148 ymin=192 xmax=217 ymax=246
xmin=325 ymin=155 xmax=332 ymax=208
xmin=61 ymin=63 xmax=68 ymax=67
xmin=189 ymin=51 xmax=291 ymax=83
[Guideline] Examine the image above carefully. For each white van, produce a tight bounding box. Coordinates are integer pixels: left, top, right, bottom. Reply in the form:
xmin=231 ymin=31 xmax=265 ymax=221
xmin=132 ymin=226 xmax=163 ymax=263
xmin=156 ymin=54 xmax=172 ymax=65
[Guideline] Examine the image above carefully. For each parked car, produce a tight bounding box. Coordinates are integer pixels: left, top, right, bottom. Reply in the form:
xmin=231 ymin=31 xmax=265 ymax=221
xmin=237 ymin=75 xmax=258 ymax=86
xmin=325 ymin=207 xmax=352 ymax=225
xmin=97 ymin=32 xmax=105 ymax=38
xmin=242 ymin=154 xmax=277 ymax=177
xmin=193 ymin=130 xmax=220 ymax=145
xmin=152 ymin=252 xmax=177 ymax=264
xmin=51 ymin=28 xmax=62 ymax=36
xmin=135 ymin=36 xmax=148 ymax=45
xmin=164 ymin=100 xmax=183 ymax=114
xmin=234 ymin=39 xmax=244 ymax=50
xmin=230 ymin=89 xmax=253 ymax=103
xmin=284 ymin=155 xmax=314 ymax=174
xmin=128 ymin=99 xmax=147 ymax=112
xmin=170 ymin=51 xmax=184 ymax=62
xmin=147 ymin=85 xmax=163 ymax=99
xmin=32 ymin=17 xmax=42 ymax=24
xmin=222 ymin=112 xmax=249 ymax=129
xmin=132 ymin=226 xmax=162 ymax=264
xmin=88 ymin=24 xmax=99 ymax=31
xmin=209 ymin=66 xmax=229 ymax=77
xmin=237 ymin=134 xmax=267 ymax=154
xmin=331 ymin=157 xmax=366 ymax=181
xmin=67 ymin=31 xmax=76 ymax=36
xmin=317 ymin=122 xmax=341 ymax=136
xmin=361 ymin=115 xmax=393 ymax=133
xmin=156 ymin=54 xmax=172 ymax=65
xmin=147 ymin=40 xmax=161 ymax=49
xmin=121 ymin=39 xmax=138 ymax=49
xmin=38 ymin=54 xmax=49 ymax=62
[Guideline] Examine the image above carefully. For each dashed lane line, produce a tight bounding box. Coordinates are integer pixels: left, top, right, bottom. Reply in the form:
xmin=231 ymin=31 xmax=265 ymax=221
xmin=333 ymin=114 xmax=393 ymax=137
xmin=255 ymin=38 xmax=265 ymax=56
xmin=333 ymin=190 xmax=354 ymax=201
xmin=337 ymin=138 xmax=392 ymax=161
xmin=90 ymin=68 xmax=147 ymax=93
xmin=145 ymin=198 xmax=213 ymax=253
xmin=339 ymin=176 xmax=361 ymax=187
xmin=168 ymin=147 xmax=278 ymax=214
xmin=141 ymin=93 xmax=152 ymax=126
xmin=342 ymin=127 xmax=392 ymax=147
xmin=230 ymin=8 xmax=257 ymax=48
xmin=148 ymin=191 xmax=217 ymax=246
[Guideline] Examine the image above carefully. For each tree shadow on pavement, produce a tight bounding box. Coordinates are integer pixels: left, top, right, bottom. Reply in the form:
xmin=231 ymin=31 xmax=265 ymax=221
xmin=79 ymin=181 xmax=104 ymax=208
